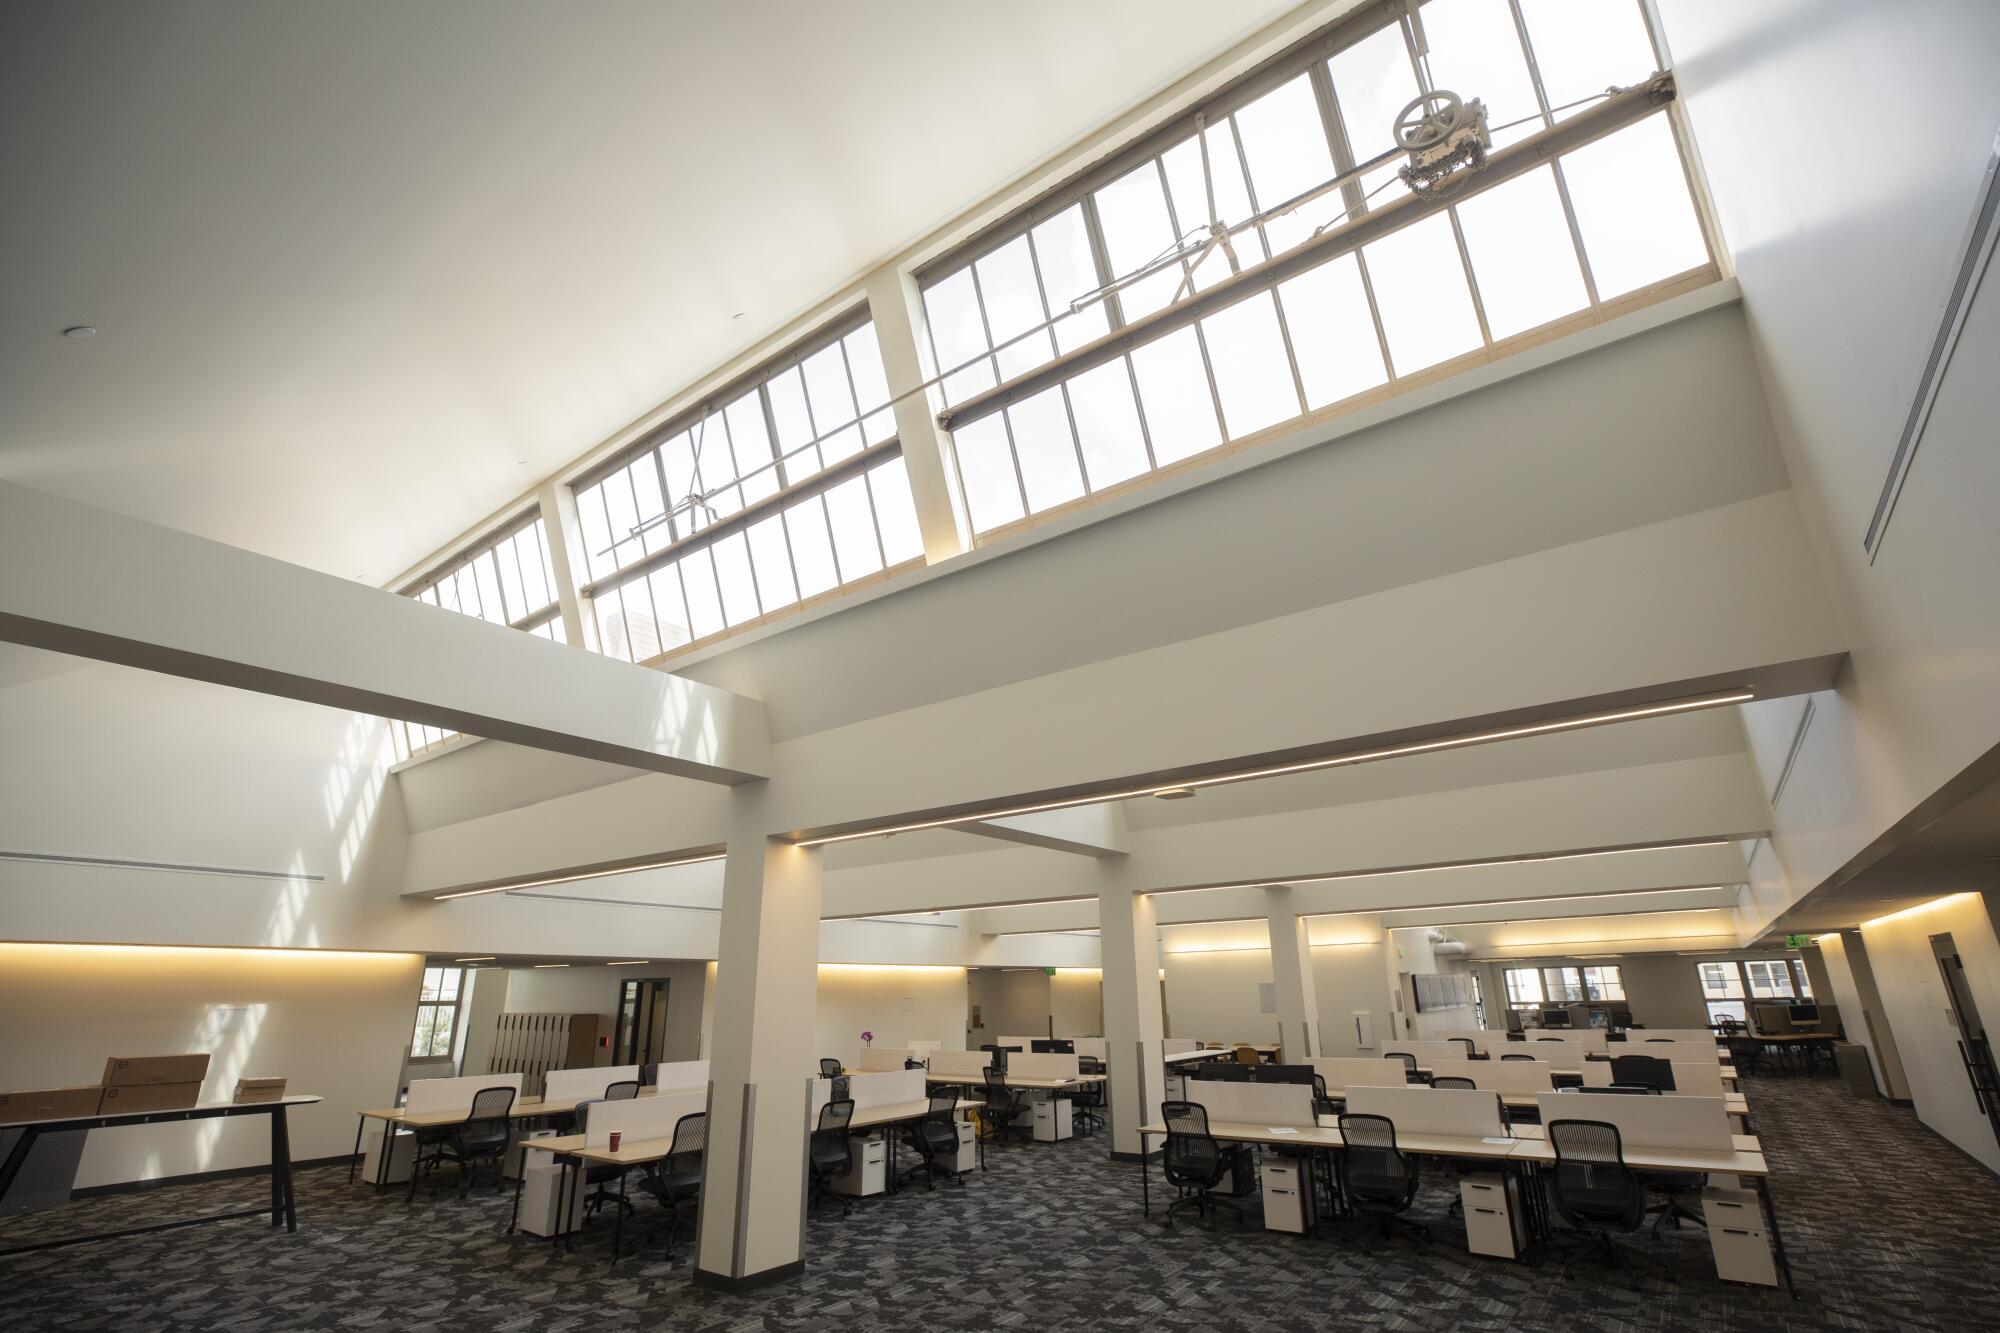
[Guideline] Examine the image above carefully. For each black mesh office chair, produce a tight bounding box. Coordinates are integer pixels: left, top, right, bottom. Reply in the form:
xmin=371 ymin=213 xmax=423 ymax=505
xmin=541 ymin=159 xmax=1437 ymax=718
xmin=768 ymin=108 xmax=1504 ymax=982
xmin=603 ymin=1080 xmax=640 ymax=1101
xmin=819 ymin=1058 xmax=845 ymax=1079
xmin=575 ymin=1099 xmax=635 ymax=1218
xmin=640 ymin=1112 xmax=706 ymax=1264
xmin=904 ymin=1058 xmax=926 ymax=1071
xmin=1384 ymin=1051 xmax=1421 ymax=1083
xmin=1535 ymin=1036 xmax=1569 ymax=1044
xmin=1160 ymin=1101 xmax=1248 ymax=1228
xmin=1432 ymin=1076 xmax=1477 ymax=1090
xmin=638 ymin=1061 xmax=660 ymax=1088
xmin=1724 ymin=1031 xmax=1765 ymax=1076
xmin=414 ymin=1085 xmax=516 ymax=1199
xmin=1545 ymin=1119 xmax=1657 ymax=1271
xmin=1501 ymin=1052 xmax=1537 ymax=1062
xmin=902 ymin=1093 xmax=969 ymax=1191
xmin=806 ymin=1098 xmax=857 ymax=1216
xmin=1609 ymin=1055 xmax=1675 ymax=1091
xmin=1579 ymin=1084 xmax=1663 ymax=1095
xmin=1447 ymin=1037 xmax=1478 ymax=1060
xmin=979 ymin=1067 xmax=1031 ymax=1145
xmin=1072 ymin=1059 xmax=1107 ymax=1135
xmin=1337 ymin=1113 xmax=1425 ymax=1245
xmin=1312 ymin=1074 xmax=1339 ymax=1119
xmin=1611 ymin=1010 xmax=1635 ymax=1029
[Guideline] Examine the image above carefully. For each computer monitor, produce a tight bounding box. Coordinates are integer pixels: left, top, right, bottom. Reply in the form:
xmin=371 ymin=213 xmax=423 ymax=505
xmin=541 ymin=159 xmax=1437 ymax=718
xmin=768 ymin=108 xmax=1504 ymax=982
xmin=1253 ymin=1064 xmax=1318 ymax=1085
xmin=1030 ymin=1039 xmax=1075 ymax=1054
xmin=1542 ymin=1009 xmax=1572 ymax=1028
xmin=1791 ymin=1003 xmax=1819 ymax=1024
xmin=1202 ymin=1063 xmax=1253 ymax=1082
xmin=980 ymin=1043 xmax=1009 ymax=1070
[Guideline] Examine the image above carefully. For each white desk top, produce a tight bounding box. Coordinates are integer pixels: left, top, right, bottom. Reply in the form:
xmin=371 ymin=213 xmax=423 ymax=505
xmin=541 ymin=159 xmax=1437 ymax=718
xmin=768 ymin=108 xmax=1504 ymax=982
xmin=1138 ymin=1116 xmax=1766 ymax=1174
xmin=923 ymin=1072 xmax=1106 ymax=1091
xmin=1 ymin=1094 xmax=320 ymax=1130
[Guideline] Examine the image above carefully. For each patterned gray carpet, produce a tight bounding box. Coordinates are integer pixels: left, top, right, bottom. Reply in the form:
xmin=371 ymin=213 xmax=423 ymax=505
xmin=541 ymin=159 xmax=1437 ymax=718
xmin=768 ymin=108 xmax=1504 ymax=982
xmin=2 ymin=1074 xmax=1997 ymax=1331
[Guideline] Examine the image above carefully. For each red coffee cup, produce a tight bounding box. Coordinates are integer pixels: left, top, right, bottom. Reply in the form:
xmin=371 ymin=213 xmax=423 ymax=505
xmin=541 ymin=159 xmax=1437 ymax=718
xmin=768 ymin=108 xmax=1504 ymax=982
xmin=609 ymin=1130 xmax=622 ymax=1151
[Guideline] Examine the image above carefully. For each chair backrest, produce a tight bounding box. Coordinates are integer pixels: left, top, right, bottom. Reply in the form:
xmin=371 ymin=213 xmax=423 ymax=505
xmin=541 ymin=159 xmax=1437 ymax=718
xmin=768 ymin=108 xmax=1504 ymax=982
xmin=819 ymin=1058 xmax=845 ymax=1078
xmin=1337 ymin=1112 xmax=1416 ymax=1205
xmin=980 ymin=1044 xmax=1010 ymax=1070
xmin=981 ymin=1067 xmax=1017 ymax=1108
xmin=1384 ymin=1051 xmax=1418 ymax=1074
xmin=1643 ymin=1036 xmax=1675 ymax=1044
xmin=1432 ymin=1076 xmax=1476 ymax=1091
xmin=815 ymin=1097 xmax=854 ymax=1137
xmin=464 ymin=1085 xmax=516 ymax=1138
xmin=1161 ymin=1100 xmax=1227 ymax=1188
xmin=573 ymin=1097 xmax=601 ymax=1131
xmin=1501 ymin=1053 xmax=1535 ymax=1062
xmin=639 ymin=1062 xmax=660 ymax=1087
xmin=603 ymin=1080 xmax=640 ymax=1101
xmin=1447 ymin=1037 xmax=1476 ymax=1058
xmin=1233 ymin=1045 xmax=1261 ymax=1066
xmin=1608 ymin=1055 xmax=1675 ymax=1090
xmin=1579 ymin=1084 xmax=1662 ymax=1096
xmin=1547 ymin=1118 xmax=1645 ymax=1229
xmin=1534 ymin=1036 xmax=1567 ymax=1044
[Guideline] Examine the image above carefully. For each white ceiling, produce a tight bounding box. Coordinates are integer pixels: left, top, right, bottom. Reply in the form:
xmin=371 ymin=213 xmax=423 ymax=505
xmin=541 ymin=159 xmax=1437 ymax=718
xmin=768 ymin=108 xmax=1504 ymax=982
xmin=0 ymin=0 xmax=1296 ymax=583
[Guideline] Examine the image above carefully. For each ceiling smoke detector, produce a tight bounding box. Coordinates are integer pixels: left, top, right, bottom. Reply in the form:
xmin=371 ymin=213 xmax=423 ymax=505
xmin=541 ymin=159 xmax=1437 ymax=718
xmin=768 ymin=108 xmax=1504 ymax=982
xmin=62 ymin=325 xmax=97 ymax=339
xmin=1152 ymin=787 xmax=1197 ymax=800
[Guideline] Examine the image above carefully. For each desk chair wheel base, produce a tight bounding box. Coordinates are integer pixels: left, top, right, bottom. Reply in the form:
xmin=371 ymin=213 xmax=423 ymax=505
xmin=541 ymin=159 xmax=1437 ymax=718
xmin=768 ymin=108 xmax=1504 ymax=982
xmin=1162 ymin=1189 xmax=1245 ymax=1230
xmin=1345 ymin=1211 xmax=1429 ymax=1251
xmin=1549 ymin=1225 xmax=1671 ymax=1280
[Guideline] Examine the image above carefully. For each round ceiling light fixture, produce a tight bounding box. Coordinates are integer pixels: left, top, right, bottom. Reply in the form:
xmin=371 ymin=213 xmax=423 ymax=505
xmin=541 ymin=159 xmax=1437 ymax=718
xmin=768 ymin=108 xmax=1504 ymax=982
xmin=62 ymin=325 xmax=97 ymax=339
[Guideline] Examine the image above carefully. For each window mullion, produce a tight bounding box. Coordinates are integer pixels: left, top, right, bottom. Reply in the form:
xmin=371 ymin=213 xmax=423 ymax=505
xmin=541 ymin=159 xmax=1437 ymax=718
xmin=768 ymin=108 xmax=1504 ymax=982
xmin=1079 ymin=194 xmax=1126 ymax=332
xmin=967 ymin=263 xmax=1032 ymax=517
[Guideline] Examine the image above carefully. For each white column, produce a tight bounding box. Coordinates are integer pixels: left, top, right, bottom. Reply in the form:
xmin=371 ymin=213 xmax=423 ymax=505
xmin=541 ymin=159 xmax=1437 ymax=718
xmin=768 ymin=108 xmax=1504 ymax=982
xmin=862 ymin=263 xmax=967 ymax=562
xmin=1263 ymin=885 xmax=1320 ymax=1061
xmin=1098 ymin=877 xmax=1165 ymax=1158
xmin=693 ymin=789 xmax=822 ymax=1290
xmin=535 ymin=478 xmax=592 ymax=650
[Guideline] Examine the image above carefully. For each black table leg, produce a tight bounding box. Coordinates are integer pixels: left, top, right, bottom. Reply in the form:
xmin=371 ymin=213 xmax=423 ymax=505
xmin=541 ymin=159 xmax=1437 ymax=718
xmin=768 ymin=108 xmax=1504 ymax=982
xmin=0 ymin=1126 xmax=41 ymax=1211
xmin=348 ymin=1114 xmax=364 ymax=1185
xmin=1756 ymin=1175 xmax=1798 ymax=1298
xmin=610 ymin=1169 xmax=628 ymax=1264
xmin=275 ymin=1106 xmax=297 ymax=1232
xmin=509 ymin=1159 xmax=527 ymax=1233
xmin=1140 ymin=1129 xmax=1150 ymax=1217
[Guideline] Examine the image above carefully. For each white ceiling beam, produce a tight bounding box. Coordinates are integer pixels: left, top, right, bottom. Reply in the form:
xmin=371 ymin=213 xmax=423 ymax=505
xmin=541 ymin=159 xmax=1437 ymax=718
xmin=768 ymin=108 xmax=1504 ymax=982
xmin=956 ymin=802 xmax=1130 ymax=857
xmin=0 ymin=481 xmax=769 ymax=783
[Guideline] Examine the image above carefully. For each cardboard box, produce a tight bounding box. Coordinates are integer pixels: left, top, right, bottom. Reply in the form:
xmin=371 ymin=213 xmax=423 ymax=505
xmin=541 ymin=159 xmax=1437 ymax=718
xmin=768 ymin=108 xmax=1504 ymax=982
xmin=97 ymin=1082 xmax=202 ymax=1114
xmin=0 ymin=1087 xmax=105 ymax=1125
xmin=103 ymin=1055 xmax=211 ymax=1088
xmin=233 ymin=1077 xmax=287 ymax=1104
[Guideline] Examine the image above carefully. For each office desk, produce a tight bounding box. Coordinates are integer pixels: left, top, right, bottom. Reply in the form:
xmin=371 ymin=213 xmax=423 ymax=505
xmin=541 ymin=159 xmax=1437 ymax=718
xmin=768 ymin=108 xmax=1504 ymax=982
xmin=923 ymin=1073 xmax=1106 ymax=1091
xmin=1318 ymin=1084 xmax=1751 ymax=1119
xmin=0 ymin=1095 xmax=320 ymax=1255
xmin=349 ymin=1089 xmax=686 ymax=1187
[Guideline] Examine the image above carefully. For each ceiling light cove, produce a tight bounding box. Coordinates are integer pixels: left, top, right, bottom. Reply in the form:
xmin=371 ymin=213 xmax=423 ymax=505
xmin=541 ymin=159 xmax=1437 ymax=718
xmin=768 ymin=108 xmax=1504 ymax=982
xmin=791 ymin=691 xmax=1755 ymax=847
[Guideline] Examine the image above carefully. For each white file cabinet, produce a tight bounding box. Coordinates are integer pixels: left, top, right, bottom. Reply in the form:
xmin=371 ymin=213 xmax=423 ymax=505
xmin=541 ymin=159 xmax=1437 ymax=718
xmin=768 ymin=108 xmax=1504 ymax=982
xmin=517 ymin=1161 xmax=587 ymax=1237
xmin=1460 ymin=1172 xmax=1528 ymax=1259
xmin=1703 ymin=1185 xmax=1778 ymax=1286
xmin=1261 ymin=1156 xmax=1317 ymax=1233
xmin=939 ymin=1118 xmax=978 ymax=1173
xmin=833 ymin=1131 xmax=889 ymax=1196
xmin=505 ymin=1128 xmax=559 ymax=1181
xmin=360 ymin=1126 xmax=416 ymax=1186
xmin=1031 ymin=1094 xmax=1074 ymax=1142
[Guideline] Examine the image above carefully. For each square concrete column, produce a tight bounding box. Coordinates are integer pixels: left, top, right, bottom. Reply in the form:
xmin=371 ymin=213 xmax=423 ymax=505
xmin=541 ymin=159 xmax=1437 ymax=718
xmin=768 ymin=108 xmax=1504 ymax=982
xmin=1099 ymin=880 xmax=1165 ymax=1158
xmin=693 ymin=791 xmax=822 ymax=1290
xmin=1263 ymin=885 xmax=1320 ymax=1061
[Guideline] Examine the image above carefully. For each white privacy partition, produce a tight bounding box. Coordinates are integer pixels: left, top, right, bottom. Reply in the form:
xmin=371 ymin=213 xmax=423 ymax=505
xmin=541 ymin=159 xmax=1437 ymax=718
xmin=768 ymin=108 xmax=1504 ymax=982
xmin=1005 ymin=1053 xmax=1080 ymax=1080
xmin=406 ymin=1072 xmax=524 ymax=1114
xmin=928 ymin=1050 xmax=992 ymax=1081
xmin=839 ymin=1069 xmax=927 ymax=1111
xmin=902 ymin=1039 xmax=942 ymax=1052
xmin=1429 ymin=1058 xmax=1554 ymax=1097
xmin=1308 ymin=1057 xmax=1411 ymax=1091
xmin=1621 ymin=1029 xmax=1727 ymax=1044
xmin=582 ymin=1090 xmax=707 ymax=1149
xmin=650 ymin=1060 xmax=709 ymax=1091
xmin=1343 ymin=1085 xmax=1509 ymax=1138
xmin=544 ymin=1064 xmax=641 ymax=1103
xmin=857 ymin=1047 xmax=919 ymax=1072
xmin=1538 ymin=1091 xmax=1734 ymax=1151
xmin=1440 ymin=1029 xmax=1511 ymax=1056
xmin=994 ymin=1036 xmax=1036 ymax=1052
xmin=1071 ymin=1038 xmax=1108 ymax=1061
xmin=1522 ymin=1030 xmax=1610 ymax=1056
xmin=1622 ymin=1038 xmax=1724 ymax=1063
xmin=1163 ymin=1038 xmax=1200 ymax=1057
xmin=1178 ymin=1081 xmax=1317 ymax=1127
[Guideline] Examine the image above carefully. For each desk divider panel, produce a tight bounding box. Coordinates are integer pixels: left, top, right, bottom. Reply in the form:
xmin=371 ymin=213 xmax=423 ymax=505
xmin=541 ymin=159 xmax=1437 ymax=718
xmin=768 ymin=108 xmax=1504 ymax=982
xmin=1430 ymin=1058 xmax=1553 ymax=1096
xmin=928 ymin=1050 xmax=993 ymax=1080
xmin=544 ymin=1064 xmax=641 ymax=1103
xmin=583 ymin=1090 xmax=707 ymax=1149
xmin=650 ymin=1059 xmax=710 ymax=1091
xmin=994 ymin=1036 xmax=1036 ymax=1052
xmin=1163 ymin=1038 xmax=1200 ymax=1057
xmin=1071 ymin=1038 xmax=1108 ymax=1061
xmin=1005 ymin=1053 xmax=1080 ymax=1080
xmin=1625 ymin=1029 xmax=1729 ymax=1044
xmin=1623 ymin=1038 xmax=1724 ymax=1063
xmin=1343 ymin=1085 xmax=1509 ymax=1138
xmin=1181 ymin=1080 xmax=1317 ymax=1127
xmin=839 ymin=1069 xmax=927 ymax=1110
xmin=1308 ymin=1057 xmax=1412 ymax=1091
xmin=1538 ymin=1091 xmax=1733 ymax=1151
xmin=1440 ymin=1029 xmax=1509 ymax=1055
xmin=1522 ymin=1030 xmax=1610 ymax=1055
xmin=857 ymin=1047 xmax=918 ymax=1072
xmin=406 ymin=1072 xmax=524 ymax=1114
xmin=901 ymin=1039 xmax=942 ymax=1052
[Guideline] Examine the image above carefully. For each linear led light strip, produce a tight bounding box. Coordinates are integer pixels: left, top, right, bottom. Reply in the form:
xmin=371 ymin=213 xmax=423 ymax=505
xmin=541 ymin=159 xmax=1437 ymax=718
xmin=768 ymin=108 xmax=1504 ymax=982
xmin=792 ymin=691 xmax=1755 ymax=847
xmin=1150 ymin=884 xmax=1738 ymax=932
xmin=1148 ymin=838 xmax=1737 ymax=900
xmin=433 ymin=852 xmax=727 ymax=900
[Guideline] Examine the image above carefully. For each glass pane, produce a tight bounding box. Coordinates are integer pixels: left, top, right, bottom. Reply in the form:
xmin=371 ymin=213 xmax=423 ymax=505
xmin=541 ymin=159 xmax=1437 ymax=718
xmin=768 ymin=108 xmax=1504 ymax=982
xmin=843 ymin=321 xmax=893 ymax=412
xmin=1454 ymin=166 xmax=1589 ymax=339
xmin=689 ymin=411 xmax=734 ymax=490
xmin=1032 ymin=207 xmax=1110 ymax=352
xmin=867 ymin=459 xmax=925 ymax=565
xmin=1231 ymin=73 xmax=1336 ymax=253
xmin=1093 ymin=160 xmax=1185 ymax=319
xmin=710 ymin=531 xmax=762 ymax=626
xmin=1560 ymin=114 xmax=1708 ymax=299
xmin=1421 ymin=0 xmax=1544 ymax=147
xmin=823 ymin=474 xmax=883 ymax=579
xmin=767 ymin=366 xmax=819 ymax=478
xmin=1200 ymin=290 xmax=1301 ymax=439
xmin=659 ymin=432 xmax=699 ymax=528
xmin=1129 ymin=325 xmax=1223 ymax=466
xmin=1277 ymin=253 xmax=1388 ymax=408
xmin=599 ymin=467 xmax=644 ymax=569
xmin=801 ymin=342 xmax=862 ymax=465
xmin=725 ymin=391 xmax=778 ymax=505
xmin=1361 ymin=212 xmax=1484 ymax=374
xmin=746 ymin=513 xmax=799 ymax=611
xmin=646 ymin=567 xmax=692 ymax=650
xmin=951 ymin=415 xmax=1026 ymax=533
xmin=625 ymin=578 xmax=666 ymax=660
xmin=514 ymin=527 xmax=550 ymax=613
xmin=1006 ymin=387 xmax=1086 ymax=514
xmin=1066 ymin=358 xmax=1152 ymax=490
xmin=451 ymin=566 xmax=482 ymax=620
xmin=1518 ymin=0 xmax=1657 ymax=118
xmin=977 ymin=235 xmax=1056 ymax=379
xmin=493 ymin=537 xmax=527 ymax=623
xmin=784 ymin=498 xmax=841 ymax=598
xmin=678 ymin=548 xmax=726 ymax=641
xmin=1328 ymin=22 xmax=1420 ymax=203
xmin=922 ymin=267 xmax=995 ymax=405
xmin=1161 ymin=124 xmax=1262 ymax=273
xmin=471 ymin=552 xmax=506 ymax=625
xmin=592 ymin=584 xmax=634 ymax=662
xmin=438 ymin=968 xmax=460 ymax=1000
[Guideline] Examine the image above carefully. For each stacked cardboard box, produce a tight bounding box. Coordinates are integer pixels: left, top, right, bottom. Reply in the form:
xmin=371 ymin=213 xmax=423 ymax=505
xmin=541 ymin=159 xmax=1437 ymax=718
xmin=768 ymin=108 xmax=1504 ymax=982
xmin=0 ymin=1086 xmax=105 ymax=1124
xmin=97 ymin=1055 xmax=210 ymax=1114
xmin=233 ymin=1076 xmax=288 ymax=1104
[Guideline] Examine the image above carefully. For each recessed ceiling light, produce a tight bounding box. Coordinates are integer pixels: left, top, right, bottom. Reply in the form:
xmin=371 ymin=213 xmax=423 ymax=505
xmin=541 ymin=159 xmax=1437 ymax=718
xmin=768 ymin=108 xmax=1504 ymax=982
xmin=533 ymin=962 xmax=569 ymax=969
xmin=455 ymin=956 xmax=495 ymax=962
xmin=606 ymin=959 xmax=650 ymax=966
xmin=1152 ymin=787 xmax=1196 ymax=800
xmin=62 ymin=326 xmax=96 ymax=339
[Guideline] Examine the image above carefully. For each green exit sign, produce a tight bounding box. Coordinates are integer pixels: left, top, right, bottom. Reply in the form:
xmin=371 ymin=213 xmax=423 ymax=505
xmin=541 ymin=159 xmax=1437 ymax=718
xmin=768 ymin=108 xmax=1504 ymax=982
xmin=1784 ymin=933 xmax=1810 ymax=949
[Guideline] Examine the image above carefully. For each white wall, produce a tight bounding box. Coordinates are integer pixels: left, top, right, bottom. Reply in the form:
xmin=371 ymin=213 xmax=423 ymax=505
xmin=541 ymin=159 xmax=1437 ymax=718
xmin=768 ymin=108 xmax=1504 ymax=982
xmin=0 ymin=942 xmax=421 ymax=1187
xmin=1859 ymin=894 xmax=2000 ymax=1172
xmin=967 ymin=968 xmax=1050 ymax=1046
xmin=1662 ymin=0 xmax=2000 ymax=912
xmin=1158 ymin=920 xmax=1393 ymax=1057
xmin=815 ymin=966 xmax=969 ymax=1067
xmin=1050 ymin=968 xmax=1103 ymax=1037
